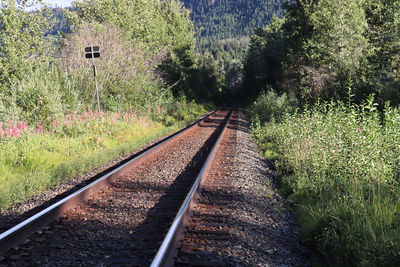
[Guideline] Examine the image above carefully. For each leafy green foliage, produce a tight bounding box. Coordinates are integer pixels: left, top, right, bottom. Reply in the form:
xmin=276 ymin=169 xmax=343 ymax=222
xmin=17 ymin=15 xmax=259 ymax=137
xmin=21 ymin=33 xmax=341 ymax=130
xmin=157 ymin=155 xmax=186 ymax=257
xmin=242 ymin=0 xmax=400 ymax=106
xmin=243 ymin=16 xmax=286 ymax=97
xmin=307 ymin=0 xmax=370 ymax=72
xmin=151 ymin=99 xmax=207 ymax=126
xmin=0 ymin=0 xmax=55 ymax=86
xmin=365 ymin=0 xmax=400 ymax=105
xmin=249 ymin=98 xmax=400 ymax=265
xmin=247 ymin=89 xmax=298 ymax=124
xmin=69 ymin=0 xmax=195 ymax=56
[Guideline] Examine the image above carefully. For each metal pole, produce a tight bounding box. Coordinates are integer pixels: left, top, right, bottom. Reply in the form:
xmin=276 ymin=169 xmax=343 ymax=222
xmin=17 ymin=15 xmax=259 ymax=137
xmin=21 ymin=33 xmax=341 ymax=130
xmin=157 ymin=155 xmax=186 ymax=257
xmin=91 ymin=44 xmax=101 ymax=113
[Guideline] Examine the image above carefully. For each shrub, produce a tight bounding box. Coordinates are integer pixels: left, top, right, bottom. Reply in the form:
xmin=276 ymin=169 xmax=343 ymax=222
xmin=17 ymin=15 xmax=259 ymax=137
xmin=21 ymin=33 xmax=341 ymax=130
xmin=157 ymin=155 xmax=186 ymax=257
xmin=59 ymin=21 xmax=166 ymax=111
xmin=247 ymin=88 xmax=298 ymax=124
xmin=250 ymin=97 xmax=400 ymax=266
xmin=5 ymin=69 xmax=64 ymax=125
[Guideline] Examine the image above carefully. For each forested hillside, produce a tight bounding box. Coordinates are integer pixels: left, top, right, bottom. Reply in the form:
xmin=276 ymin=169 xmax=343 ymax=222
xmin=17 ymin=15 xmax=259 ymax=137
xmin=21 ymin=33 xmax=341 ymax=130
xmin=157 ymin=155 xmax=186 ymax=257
xmin=182 ymin=0 xmax=285 ymax=39
xmin=181 ymin=0 xmax=286 ymax=93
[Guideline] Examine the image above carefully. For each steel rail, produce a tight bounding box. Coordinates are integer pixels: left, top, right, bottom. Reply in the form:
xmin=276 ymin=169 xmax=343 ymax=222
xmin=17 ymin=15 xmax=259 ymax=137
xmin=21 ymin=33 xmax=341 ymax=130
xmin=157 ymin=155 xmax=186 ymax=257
xmin=0 ymin=108 xmax=220 ymax=254
xmin=150 ymin=108 xmax=234 ymax=267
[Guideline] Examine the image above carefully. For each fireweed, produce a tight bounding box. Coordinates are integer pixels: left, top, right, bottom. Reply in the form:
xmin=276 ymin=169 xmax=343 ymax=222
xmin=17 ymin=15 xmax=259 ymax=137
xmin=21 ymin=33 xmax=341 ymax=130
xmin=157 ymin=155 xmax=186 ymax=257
xmin=0 ymin=105 xmax=207 ymax=211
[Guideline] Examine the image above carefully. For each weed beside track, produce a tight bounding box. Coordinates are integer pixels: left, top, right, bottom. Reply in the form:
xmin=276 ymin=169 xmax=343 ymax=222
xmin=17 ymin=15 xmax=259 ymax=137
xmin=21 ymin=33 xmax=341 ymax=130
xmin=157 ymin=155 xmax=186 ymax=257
xmin=0 ymin=103 xmax=208 ymax=212
xmin=250 ymin=99 xmax=400 ymax=266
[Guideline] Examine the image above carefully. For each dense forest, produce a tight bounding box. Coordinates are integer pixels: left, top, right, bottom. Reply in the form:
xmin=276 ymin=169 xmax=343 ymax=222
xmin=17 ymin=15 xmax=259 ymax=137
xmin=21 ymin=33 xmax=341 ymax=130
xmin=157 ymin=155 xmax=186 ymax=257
xmin=182 ymin=0 xmax=285 ymax=39
xmin=181 ymin=0 xmax=286 ymax=94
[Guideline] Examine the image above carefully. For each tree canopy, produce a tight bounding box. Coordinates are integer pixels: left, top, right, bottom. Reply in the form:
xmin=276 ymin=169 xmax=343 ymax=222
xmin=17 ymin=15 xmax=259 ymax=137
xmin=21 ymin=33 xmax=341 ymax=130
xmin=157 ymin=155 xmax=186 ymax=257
xmin=242 ymin=0 xmax=400 ymax=105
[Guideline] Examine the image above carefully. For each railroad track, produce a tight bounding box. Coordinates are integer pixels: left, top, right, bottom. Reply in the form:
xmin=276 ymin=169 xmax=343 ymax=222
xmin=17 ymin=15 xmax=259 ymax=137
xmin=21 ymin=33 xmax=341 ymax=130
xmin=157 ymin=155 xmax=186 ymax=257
xmin=0 ymin=107 xmax=241 ymax=266
xmin=152 ymin=109 xmax=239 ymax=267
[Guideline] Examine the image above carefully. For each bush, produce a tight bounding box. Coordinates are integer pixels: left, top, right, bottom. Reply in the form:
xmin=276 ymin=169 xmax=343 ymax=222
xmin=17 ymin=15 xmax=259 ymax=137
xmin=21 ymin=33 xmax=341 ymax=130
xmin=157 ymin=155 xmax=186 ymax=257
xmin=250 ymin=97 xmax=400 ymax=266
xmin=60 ymin=21 xmax=166 ymax=111
xmin=1 ymin=70 xmax=62 ymax=125
xmin=247 ymin=88 xmax=298 ymax=124
xmin=151 ymin=98 xmax=209 ymax=126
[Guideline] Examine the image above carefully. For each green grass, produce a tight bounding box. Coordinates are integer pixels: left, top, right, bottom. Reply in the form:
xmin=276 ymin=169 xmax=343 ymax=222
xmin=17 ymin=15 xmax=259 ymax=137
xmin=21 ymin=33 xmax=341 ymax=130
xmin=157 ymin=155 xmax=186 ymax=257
xmin=0 ymin=103 xmax=209 ymax=211
xmin=249 ymin=97 xmax=400 ymax=266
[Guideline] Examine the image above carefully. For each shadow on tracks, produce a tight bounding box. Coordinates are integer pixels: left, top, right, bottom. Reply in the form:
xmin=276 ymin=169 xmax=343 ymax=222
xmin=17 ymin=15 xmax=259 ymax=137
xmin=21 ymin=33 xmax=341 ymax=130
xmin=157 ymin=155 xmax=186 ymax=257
xmin=124 ymin=110 xmax=230 ymax=265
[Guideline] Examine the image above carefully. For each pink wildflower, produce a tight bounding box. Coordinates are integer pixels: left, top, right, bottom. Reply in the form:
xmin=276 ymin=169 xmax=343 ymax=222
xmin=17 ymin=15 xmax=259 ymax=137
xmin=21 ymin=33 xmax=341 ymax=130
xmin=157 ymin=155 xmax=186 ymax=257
xmin=38 ymin=122 xmax=43 ymax=134
xmin=11 ymin=124 xmax=20 ymax=137
xmin=0 ymin=126 xmax=4 ymax=138
xmin=6 ymin=127 xmax=12 ymax=138
xmin=18 ymin=121 xmax=28 ymax=133
xmin=52 ymin=120 xmax=59 ymax=128
xmin=88 ymin=109 xmax=94 ymax=117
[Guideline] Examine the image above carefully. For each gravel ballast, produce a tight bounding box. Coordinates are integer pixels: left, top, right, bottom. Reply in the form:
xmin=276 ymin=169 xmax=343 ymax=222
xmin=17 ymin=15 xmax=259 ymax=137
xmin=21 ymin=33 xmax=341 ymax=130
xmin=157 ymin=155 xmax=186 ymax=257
xmin=0 ymin=110 xmax=229 ymax=266
xmin=227 ymin=109 xmax=310 ymax=266
xmin=0 ymin=108 xmax=310 ymax=266
xmin=176 ymin=108 xmax=310 ymax=266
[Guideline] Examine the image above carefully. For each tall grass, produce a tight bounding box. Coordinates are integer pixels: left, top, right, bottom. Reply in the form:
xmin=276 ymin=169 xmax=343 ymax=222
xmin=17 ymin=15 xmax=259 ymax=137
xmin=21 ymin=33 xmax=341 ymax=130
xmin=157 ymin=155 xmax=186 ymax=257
xmin=250 ymin=95 xmax=400 ymax=266
xmin=0 ymin=102 xmax=208 ymax=211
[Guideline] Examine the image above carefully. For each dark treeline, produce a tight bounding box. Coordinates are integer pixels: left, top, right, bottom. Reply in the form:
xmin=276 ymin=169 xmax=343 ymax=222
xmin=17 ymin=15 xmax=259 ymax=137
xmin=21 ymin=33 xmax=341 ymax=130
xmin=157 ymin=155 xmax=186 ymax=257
xmin=242 ymin=0 xmax=400 ymax=107
xmin=182 ymin=0 xmax=285 ymax=39
xmin=182 ymin=0 xmax=286 ymax=95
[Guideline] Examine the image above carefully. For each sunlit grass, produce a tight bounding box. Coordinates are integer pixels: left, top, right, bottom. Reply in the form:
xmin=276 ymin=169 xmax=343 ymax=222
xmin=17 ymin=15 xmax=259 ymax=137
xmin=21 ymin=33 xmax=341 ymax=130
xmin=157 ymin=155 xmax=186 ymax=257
xmin=0 ymin=102 xmax=208 ymax=211
xmin=249 ymin=97 xmax=400 ymax=266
